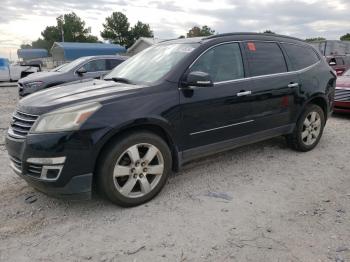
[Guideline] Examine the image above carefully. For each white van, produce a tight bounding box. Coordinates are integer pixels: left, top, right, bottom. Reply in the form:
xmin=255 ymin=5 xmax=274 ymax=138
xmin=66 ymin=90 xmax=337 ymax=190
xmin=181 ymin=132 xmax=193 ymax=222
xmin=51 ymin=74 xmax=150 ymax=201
xmin=0 ymin=58 xmax=39 ymax=82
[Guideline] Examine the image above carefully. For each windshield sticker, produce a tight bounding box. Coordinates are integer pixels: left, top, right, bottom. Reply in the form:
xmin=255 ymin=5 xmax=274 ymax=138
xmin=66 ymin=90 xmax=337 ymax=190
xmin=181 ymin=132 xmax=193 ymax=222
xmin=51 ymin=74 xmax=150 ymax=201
xmin=247 ymin=42 xmax=256 ymax=51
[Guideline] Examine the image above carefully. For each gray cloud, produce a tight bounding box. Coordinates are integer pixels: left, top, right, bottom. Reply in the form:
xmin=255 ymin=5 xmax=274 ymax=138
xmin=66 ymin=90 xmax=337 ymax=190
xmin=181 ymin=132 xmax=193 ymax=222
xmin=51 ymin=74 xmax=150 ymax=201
xmin=1 ymin=0 xmax=349 ymax=48
xmin=201 ymin=0 xmax=350 ymax=39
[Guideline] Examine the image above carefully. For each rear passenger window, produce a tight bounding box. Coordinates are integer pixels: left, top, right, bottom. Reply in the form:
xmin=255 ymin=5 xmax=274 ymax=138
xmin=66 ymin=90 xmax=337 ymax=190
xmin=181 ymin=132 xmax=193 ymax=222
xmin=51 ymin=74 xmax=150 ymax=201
xmin=244 ymin=42 xmax=287 ymax=77
xmin=282 ymin=44 xmax=320 ymax=70
xmin=190 ymin=43 xmax=244 ymax=83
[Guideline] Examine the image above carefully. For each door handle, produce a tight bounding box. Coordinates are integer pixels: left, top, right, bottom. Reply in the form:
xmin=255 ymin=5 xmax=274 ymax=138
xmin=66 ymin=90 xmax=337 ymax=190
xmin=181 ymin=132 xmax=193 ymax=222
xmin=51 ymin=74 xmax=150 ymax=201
xmin=288 ymin=83 xmax=299 ymax=88
xmin=237 ymin=90 xmax=252 ymax=97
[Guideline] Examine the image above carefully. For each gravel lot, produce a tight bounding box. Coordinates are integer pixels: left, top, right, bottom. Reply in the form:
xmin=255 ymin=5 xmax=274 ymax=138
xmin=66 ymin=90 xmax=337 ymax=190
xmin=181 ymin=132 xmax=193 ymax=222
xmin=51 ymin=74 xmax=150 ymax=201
xmin=0 ymin=85 xmax=350 ymax=262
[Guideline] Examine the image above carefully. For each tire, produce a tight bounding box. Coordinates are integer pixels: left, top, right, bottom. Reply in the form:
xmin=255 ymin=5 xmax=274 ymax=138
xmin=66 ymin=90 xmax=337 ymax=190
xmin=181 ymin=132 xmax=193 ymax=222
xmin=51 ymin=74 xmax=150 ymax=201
xmin=286 ymin=104 xmax=325 ymax=152
xmin=97 ymin=131 xmax=172 ymax=207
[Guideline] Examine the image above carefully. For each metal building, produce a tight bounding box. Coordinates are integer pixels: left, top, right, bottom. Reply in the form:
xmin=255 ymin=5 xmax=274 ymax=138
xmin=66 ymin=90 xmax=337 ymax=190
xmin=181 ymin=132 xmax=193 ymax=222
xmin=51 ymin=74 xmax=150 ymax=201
xmin=17 ymin=49 xmax=49 ymax=60
xmin=51 ymin=42 xmax=126 ymax=63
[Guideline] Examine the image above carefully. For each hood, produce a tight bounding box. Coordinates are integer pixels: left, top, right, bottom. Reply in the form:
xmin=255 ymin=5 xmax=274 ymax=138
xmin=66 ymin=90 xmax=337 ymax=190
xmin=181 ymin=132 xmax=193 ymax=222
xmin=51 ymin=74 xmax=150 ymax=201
xmin=19 ymin=71 xmax=63 ymax=83
xmin=18 ymin=79 xmax=146 ymax=115
xmin=336 ymin=76 xmax=350 ymax=88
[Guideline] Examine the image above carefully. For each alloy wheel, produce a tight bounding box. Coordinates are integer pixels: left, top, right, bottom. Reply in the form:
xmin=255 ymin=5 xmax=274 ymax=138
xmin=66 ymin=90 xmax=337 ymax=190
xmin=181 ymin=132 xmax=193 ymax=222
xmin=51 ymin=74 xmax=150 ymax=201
xmin=113 ymin=143 xmax=164 ymax=198
xmin=301 ymin=111 xmax=322 ymax=146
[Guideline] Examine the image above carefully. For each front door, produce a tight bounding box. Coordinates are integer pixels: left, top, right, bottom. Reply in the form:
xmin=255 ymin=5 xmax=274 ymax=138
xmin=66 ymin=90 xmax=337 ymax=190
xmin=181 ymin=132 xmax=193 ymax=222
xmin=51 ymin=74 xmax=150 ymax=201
xmin=79 ymin=59 xmax=109 ymax=79
xmin=179 ymin=42 xmax=255 ymax=152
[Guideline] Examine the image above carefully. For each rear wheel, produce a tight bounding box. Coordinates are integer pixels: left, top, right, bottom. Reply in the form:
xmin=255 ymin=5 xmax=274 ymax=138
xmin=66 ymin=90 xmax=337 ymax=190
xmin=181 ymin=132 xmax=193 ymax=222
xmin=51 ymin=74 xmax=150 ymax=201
xmin=97 ymin=131 xmax=172 ymax=207
xmin=286 ymin=104 xmax=325 ymax=152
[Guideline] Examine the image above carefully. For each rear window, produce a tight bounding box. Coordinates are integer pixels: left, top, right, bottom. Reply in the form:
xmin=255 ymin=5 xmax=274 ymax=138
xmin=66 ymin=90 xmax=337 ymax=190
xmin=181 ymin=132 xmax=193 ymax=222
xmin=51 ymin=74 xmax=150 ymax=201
xmin=282 ymin=43 xmax=320 ymax=70
xmin=244 ymin=42 xmax=287 ymax=77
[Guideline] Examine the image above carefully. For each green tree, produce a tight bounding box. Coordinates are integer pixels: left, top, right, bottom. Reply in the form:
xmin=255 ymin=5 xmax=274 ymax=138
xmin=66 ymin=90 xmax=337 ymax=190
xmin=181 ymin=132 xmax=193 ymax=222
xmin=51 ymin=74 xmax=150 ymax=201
xmin=31 ymin=38 xmax=51 ymax=50
xmin=263 ymin=30 xmax=276 ymax=34
xmin=101 ymin=12 xmax=130 ymax=47
xmin=186 ymin=25 xmax=215 ymax=38
xmin=305 ymin=37 xmax=326 ymax=42
xmin=127 ymin=21 xmax=153 ymax=47
xmin=20 ymin=43 xmax=32 ymax=49
xmin=340 ymin=33 xmax=350 ymax=41
xmin=27 ymin=12 xmax=98 ymax=50
xmin=57 ymin=13 xmax=98 ymax=43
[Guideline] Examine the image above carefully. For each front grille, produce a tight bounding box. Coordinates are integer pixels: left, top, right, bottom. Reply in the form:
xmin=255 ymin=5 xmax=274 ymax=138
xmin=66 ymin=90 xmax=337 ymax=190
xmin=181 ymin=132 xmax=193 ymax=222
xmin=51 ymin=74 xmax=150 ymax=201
xmin=335 ymin=88 xmax=350 ymax=102
xmin=8 ymin=110 xmax=39 ymax=139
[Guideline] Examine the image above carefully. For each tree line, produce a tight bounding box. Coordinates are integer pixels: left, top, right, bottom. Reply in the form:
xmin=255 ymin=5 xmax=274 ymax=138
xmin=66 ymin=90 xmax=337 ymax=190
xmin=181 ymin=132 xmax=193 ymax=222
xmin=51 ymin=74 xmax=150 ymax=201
xmin=21 ymin=13 xmax=350 ymax=51
xmin=21 ymin=12 xmax=215 ymax=50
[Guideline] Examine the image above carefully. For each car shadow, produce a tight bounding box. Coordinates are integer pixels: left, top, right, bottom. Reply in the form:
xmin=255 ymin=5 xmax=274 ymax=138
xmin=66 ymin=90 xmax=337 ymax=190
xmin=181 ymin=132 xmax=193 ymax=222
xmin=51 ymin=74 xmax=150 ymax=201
xmin=331 ymin=112 xmax=350 ymax=120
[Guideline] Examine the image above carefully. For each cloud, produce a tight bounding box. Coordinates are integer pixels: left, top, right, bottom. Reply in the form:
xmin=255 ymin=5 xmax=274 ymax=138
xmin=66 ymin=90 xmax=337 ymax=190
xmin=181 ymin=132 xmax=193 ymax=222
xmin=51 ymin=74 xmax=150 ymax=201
xmin=1 ymin=0 xmax=350 ymax=59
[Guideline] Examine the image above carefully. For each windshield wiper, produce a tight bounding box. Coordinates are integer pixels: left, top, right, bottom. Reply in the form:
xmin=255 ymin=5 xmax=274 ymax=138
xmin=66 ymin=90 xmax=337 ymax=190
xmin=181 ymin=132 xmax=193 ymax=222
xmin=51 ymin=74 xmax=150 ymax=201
xmin=105 ymin=77 xmax=134 ymax=84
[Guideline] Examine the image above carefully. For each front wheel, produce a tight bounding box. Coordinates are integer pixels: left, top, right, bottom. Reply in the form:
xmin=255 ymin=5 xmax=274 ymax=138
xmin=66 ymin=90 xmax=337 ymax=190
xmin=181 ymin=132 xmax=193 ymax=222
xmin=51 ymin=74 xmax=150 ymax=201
xmin=286 ymin=104 xmax=325 ymax=152
xmin=97 ymin=131 xmax=172 ymax=207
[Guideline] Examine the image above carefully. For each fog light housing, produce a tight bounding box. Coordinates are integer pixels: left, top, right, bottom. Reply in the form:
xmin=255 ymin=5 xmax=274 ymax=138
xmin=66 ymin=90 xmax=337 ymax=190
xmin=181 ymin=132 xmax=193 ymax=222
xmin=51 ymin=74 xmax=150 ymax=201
xmin=26 ymin=157 xmax=65 ymax=181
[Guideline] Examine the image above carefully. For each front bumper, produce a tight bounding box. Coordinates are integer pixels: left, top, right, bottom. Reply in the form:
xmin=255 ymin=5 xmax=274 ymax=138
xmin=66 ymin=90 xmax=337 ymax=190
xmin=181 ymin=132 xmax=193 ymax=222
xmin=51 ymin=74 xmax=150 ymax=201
xmin=334 ymin=87 xmax=350 ymax=113
xmin=334 ymin=101 xmax=350 ymax=113
xmin=5 ymin=131 xmax=98 ymax=199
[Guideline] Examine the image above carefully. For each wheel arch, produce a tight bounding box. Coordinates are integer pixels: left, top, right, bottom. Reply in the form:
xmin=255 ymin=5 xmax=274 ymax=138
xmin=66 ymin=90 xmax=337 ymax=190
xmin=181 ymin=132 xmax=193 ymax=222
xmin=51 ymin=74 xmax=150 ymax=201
xmin=303 ymin=94 xmax=329 ymax=120
xmin=94 ymin=119 xmax=181 ymax=177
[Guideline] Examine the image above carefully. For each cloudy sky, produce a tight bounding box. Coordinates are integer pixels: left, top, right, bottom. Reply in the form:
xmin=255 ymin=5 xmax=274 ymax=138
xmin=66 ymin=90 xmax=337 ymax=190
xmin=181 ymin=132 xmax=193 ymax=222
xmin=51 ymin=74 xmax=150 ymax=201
xmin=0 ymin=0 xmax=349 ymax=59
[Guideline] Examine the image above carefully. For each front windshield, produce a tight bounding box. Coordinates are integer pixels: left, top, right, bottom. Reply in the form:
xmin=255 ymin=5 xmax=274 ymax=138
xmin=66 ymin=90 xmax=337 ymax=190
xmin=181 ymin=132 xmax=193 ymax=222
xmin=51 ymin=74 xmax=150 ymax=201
xmin=51 ymin=63 xmax=68 ymax=72
xmin=56 ymin=57 xmax=88 ymax=72
xmin=105 ymin=43 xmax=199 ymax=83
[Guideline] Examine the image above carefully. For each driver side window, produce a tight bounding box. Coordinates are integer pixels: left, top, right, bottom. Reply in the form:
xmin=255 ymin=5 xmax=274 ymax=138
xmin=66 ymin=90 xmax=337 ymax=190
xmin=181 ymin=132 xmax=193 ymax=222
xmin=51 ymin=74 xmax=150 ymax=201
xmin=82 ymin=59 xmax=106 ymax=72
xmin=190 ymin=43 xmax=244 ymax=83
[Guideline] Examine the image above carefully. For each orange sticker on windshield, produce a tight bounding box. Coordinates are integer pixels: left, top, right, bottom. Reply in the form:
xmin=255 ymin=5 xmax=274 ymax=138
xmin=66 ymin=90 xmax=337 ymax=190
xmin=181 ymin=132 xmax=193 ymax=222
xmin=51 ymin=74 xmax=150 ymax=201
xmin=247 ymin=42 xmax=256 ymax=51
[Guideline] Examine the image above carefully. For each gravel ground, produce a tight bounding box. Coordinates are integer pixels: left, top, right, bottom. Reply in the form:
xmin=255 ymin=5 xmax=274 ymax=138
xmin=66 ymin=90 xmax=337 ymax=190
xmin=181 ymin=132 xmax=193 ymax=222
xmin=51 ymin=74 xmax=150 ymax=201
xmin=0 ymin=85 xmax=350 ymax=262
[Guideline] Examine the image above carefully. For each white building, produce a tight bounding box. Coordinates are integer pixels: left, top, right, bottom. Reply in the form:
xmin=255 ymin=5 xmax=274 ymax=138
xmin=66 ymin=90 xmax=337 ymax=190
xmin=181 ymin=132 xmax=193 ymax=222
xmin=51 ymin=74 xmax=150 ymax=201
xmin=127 ymin=38 xmax=165 ymax=56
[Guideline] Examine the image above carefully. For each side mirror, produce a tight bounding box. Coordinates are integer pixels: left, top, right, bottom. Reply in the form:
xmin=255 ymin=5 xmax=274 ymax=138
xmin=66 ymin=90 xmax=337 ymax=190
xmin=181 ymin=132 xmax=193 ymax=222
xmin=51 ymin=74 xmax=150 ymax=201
xmin=183 ymin=71 xmax=213 ymax=88
xmin=76 ymin=67 xmax=87 ymax=76
xmin=329 ymin=61 xmax=336 ymax=66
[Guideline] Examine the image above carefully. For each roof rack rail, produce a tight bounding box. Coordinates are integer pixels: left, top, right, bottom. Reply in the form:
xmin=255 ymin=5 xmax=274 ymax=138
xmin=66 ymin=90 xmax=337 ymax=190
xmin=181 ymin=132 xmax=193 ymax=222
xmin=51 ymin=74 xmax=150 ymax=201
xmin=203 ymin=32 xmax=303 ymax=42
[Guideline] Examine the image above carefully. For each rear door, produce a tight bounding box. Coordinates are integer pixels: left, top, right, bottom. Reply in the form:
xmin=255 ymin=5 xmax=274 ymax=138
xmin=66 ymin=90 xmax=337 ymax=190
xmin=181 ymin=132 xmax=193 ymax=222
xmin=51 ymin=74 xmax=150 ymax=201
xmin=242 ymin=41 xmax=300 ymax=132
xmin=179 ymin=42 xmax=255 ymax=150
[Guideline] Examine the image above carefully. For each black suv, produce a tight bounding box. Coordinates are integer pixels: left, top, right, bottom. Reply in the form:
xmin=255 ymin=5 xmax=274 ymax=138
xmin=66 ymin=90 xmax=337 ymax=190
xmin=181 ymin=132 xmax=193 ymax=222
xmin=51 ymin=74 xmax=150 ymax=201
xmin=6 ymin=33 xmax=336 ymax=207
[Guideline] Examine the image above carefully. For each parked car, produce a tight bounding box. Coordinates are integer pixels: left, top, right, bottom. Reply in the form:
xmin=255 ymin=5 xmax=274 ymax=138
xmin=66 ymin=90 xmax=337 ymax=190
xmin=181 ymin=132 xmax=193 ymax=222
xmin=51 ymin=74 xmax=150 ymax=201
xmin=334 ymin=69 xmax=350 ymax=113
xmin=18 ymin=55 xmax=127 ymax=97
xmin=6 ymin=33 xmax=336 ymax=207
xmin=326 ymin=55 xmax=350 ymax=76
xmin=0 ymin=58 xmax=39 ymax=82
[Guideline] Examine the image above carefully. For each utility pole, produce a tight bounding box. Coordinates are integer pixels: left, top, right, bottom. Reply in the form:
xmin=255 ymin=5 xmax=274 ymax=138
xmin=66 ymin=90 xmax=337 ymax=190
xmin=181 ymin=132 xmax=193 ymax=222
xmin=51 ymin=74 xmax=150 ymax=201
xmin=61 ymin=16 xmax=64 ymax=42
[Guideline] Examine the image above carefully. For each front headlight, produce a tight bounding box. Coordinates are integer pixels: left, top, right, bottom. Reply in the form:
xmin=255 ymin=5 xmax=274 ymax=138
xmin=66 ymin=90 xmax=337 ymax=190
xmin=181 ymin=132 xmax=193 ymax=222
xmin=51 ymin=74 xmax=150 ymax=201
xmin=31 ymin=102 xmax=101 ymax=133
xmin=25 ymin=81 xmax=44 ymax=89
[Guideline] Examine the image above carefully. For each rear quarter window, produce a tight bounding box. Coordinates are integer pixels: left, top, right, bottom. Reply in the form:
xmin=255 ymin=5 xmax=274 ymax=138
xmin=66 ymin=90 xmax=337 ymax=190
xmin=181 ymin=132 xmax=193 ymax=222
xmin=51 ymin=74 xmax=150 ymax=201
xmin=282 ymin=43 xmax=320 ymax=71
xmin=244 ymin=41 xmax=287 ymax=77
